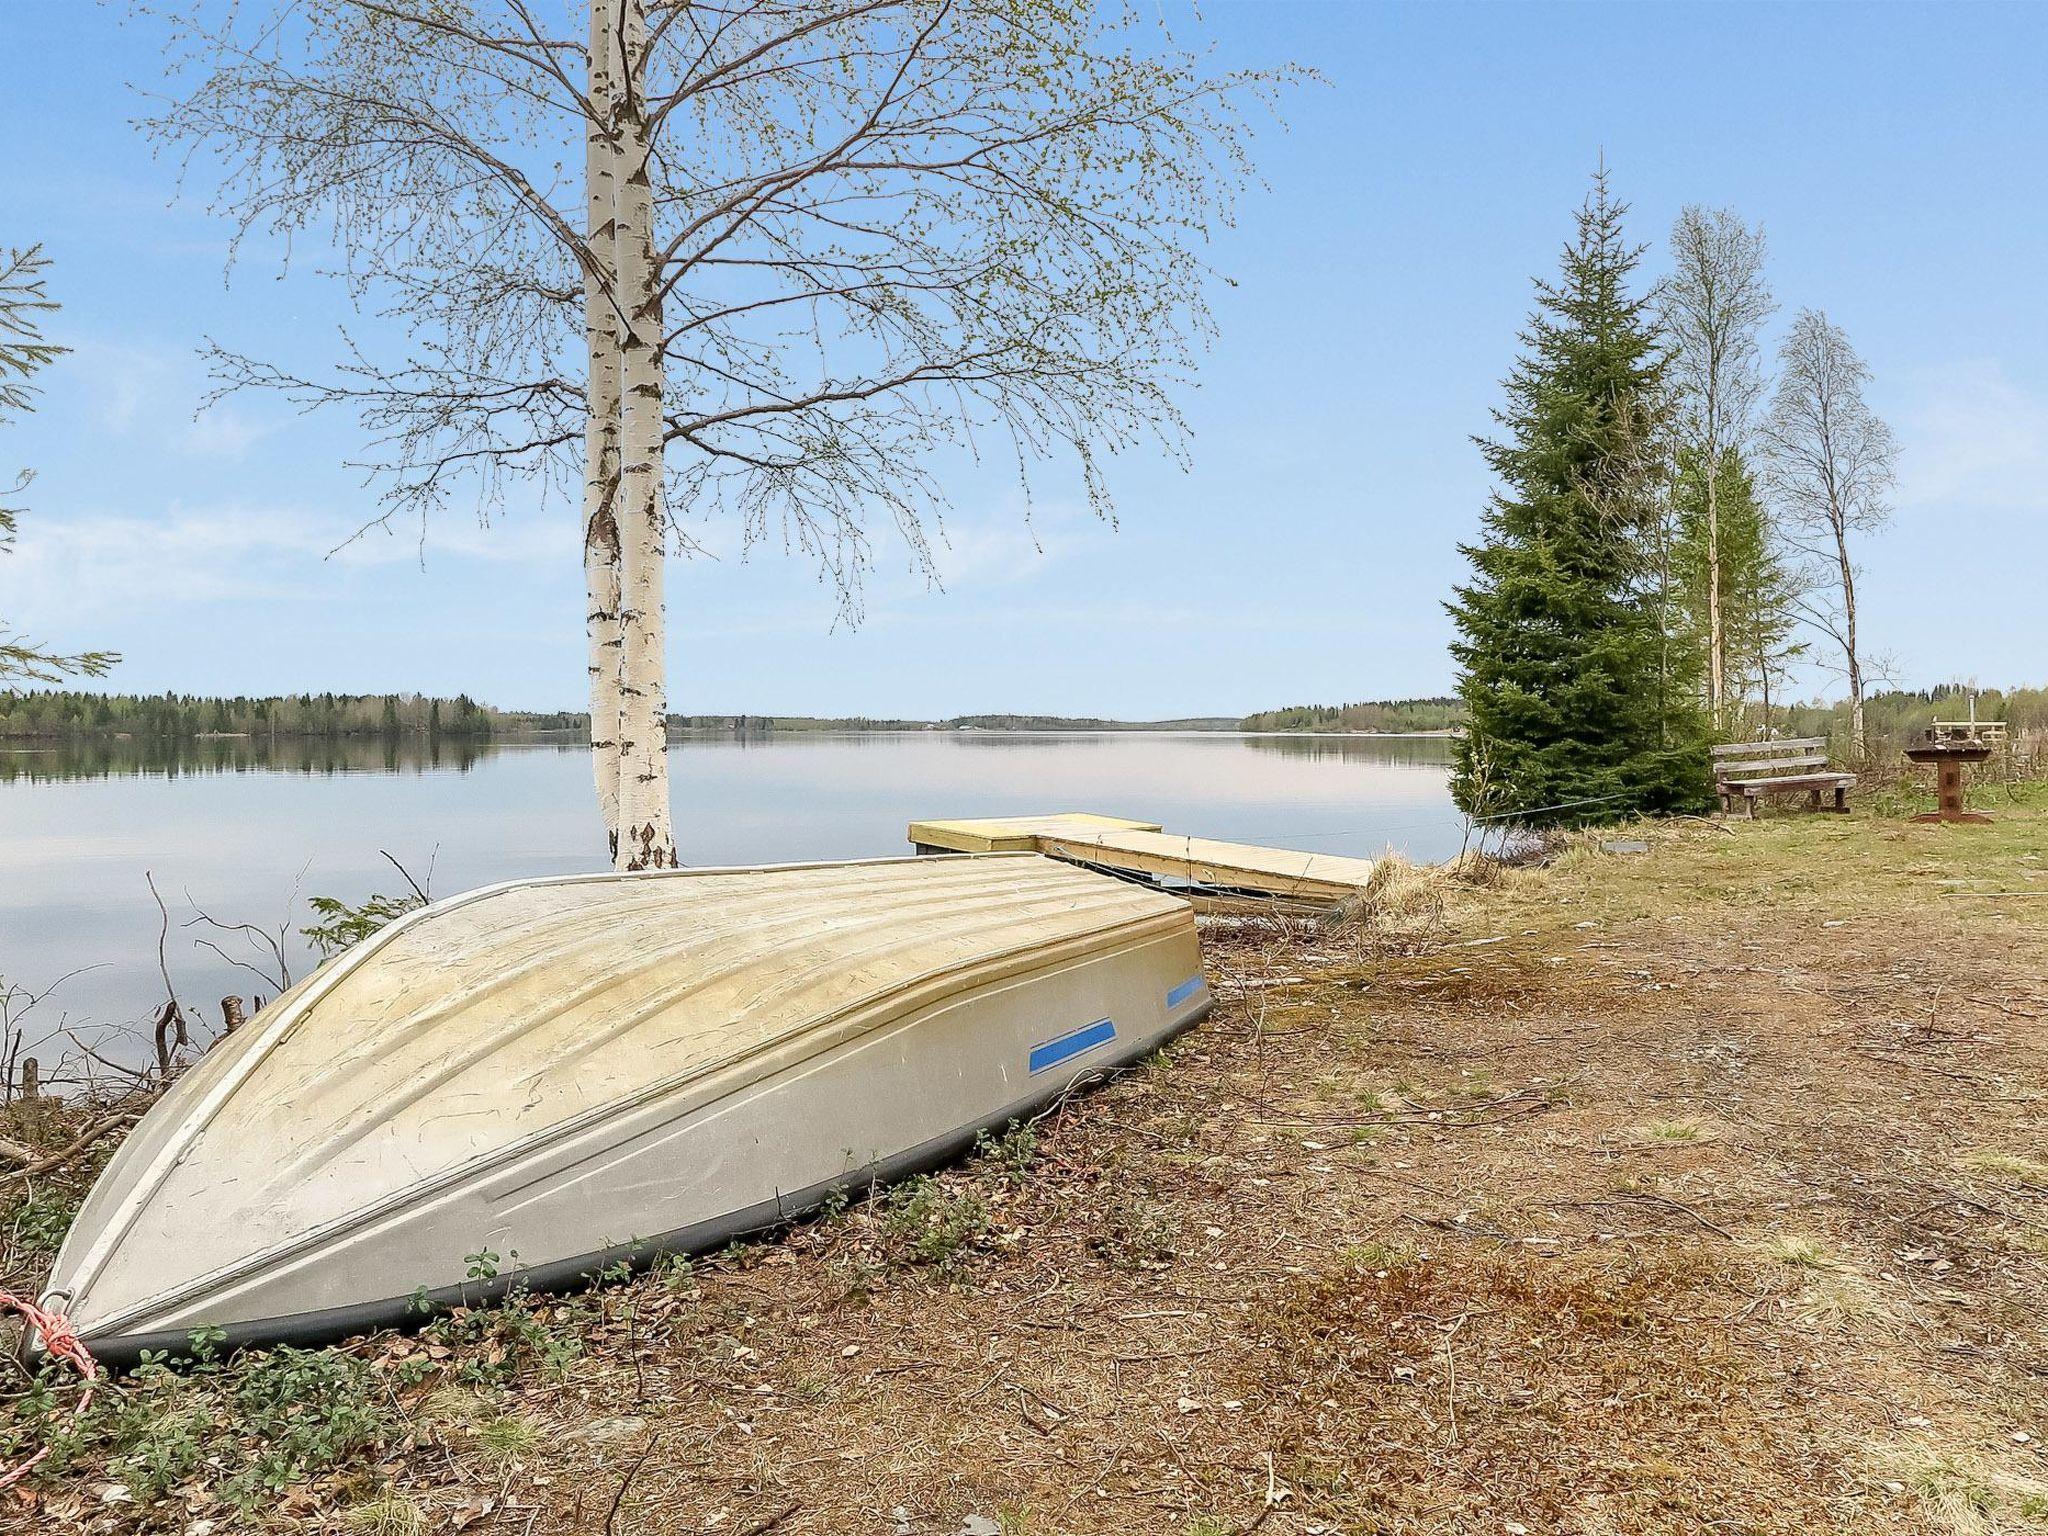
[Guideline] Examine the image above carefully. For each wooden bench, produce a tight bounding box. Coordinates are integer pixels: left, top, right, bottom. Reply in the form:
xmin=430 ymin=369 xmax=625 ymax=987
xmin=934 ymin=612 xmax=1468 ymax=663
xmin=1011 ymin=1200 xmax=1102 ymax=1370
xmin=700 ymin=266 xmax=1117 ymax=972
xmin=1711 ymin=737 xmax=1855 ymax=817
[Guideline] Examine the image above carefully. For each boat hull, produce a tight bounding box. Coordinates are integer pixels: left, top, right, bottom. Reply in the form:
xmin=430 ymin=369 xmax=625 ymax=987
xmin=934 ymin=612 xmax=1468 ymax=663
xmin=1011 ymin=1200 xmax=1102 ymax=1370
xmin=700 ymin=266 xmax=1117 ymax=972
xmin=42 ymin=855 xmax=1208 ymax=1365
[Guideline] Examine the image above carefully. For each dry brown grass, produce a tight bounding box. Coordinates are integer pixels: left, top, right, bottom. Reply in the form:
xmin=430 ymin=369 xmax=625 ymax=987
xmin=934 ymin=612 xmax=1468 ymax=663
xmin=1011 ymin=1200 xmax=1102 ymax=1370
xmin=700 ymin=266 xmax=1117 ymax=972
xmin=9 ymin=791 xmax=2048 ymax=1533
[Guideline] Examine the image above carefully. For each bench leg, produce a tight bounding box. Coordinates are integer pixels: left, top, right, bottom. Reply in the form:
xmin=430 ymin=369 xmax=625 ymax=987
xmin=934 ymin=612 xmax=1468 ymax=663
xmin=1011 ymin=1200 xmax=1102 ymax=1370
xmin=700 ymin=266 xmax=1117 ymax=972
xmin=1745 ymin=792 xmax=1758 ymax=821
xmin=1834 ymin=786 xmax=1847 ymax=813
xmin=1808 ymin=787 xmax=1821 ymax=812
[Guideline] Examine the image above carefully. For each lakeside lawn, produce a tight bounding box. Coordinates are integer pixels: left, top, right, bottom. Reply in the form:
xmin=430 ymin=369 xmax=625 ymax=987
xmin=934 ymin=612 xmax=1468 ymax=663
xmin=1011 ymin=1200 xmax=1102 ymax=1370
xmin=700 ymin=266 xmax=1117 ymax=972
xmin=5 ymin=790 xmax=2046 ymax=1533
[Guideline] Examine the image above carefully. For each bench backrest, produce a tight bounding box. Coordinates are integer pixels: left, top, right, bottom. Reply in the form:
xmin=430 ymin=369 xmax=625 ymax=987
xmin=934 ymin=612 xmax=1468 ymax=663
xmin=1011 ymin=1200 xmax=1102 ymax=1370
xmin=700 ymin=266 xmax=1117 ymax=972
xmin=1710 ymin=737 xmax=1829 ymax=781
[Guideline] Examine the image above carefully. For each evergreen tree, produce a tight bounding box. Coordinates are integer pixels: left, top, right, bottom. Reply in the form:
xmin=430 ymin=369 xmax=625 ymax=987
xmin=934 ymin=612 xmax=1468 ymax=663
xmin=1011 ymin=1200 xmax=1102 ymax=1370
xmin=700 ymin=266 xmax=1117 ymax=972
xmin=1448 ymin=169 xmax=1711 ymax=824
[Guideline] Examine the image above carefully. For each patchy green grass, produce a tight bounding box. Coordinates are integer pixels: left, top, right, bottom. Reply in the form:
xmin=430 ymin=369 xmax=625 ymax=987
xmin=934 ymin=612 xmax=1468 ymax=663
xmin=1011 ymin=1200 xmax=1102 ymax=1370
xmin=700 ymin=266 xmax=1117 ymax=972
xmin=342 ymin=1494 xmax=426 ymax=1536
xmin=1887 ymin=1447 xmax=2048 ymax=1536
xmin=1337 ymin=1239 xmax=1416 ymax=1272
xmin=1760 ymin=1233 xmax=1841 ymax=1270
xmin=1642 ymin=1116 xmax=1711 ymax=1144
xmin=1959 ymin=1149 xmax=2048 ymax=1183
xmin=474 ymin=1412 xmax=540 ymax=1464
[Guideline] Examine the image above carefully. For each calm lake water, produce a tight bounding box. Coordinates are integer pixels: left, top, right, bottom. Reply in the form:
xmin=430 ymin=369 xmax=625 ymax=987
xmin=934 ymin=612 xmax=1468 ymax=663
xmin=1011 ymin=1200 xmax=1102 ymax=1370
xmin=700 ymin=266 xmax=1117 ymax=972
xmin=0 ymin=731 xmax=1455 ymax=1080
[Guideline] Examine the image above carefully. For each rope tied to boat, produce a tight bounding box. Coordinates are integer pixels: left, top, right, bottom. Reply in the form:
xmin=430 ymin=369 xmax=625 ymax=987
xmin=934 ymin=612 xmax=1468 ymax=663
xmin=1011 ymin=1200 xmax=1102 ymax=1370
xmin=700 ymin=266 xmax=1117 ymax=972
xmin=0 ymin=1292 xmax=98 ymax=1490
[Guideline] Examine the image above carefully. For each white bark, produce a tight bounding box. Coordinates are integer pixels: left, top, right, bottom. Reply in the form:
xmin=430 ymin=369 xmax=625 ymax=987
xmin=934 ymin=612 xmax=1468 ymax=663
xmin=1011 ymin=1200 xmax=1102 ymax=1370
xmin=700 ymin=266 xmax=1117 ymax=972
xmin=145 ymin=3 xmax=1284 ymax=866
xmin=1761 ymin=310 xmax=1893 ymax=760
xmin=583 ymin=0 xmax=624 ymax=861
xmin=1664 ymin=208 xmax=1773 ymax=725
xmin=612 ymin=0 xmax=675 ymax=871
xmin=1837 ymin=526 xmax=1864 ymax=749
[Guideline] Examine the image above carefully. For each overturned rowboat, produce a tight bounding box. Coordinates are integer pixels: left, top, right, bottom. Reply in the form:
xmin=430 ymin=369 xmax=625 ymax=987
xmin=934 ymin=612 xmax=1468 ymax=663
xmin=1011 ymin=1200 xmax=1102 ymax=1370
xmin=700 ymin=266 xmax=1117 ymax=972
xmin=43 ymin=855 xmax=1209 ymax=1365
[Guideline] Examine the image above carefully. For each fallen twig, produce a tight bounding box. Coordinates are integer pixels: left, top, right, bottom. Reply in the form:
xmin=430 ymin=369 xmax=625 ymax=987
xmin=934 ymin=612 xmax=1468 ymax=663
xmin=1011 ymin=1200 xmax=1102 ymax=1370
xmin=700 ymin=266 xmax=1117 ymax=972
xmin=1608 ymin=1190 xmax=1735 ymax=1241
xmin=733 ymin=1502 xmax=801 ymax=1536
xmin=601 ymin=1431 xmax=662 ymax=1536
xmin=1 ymin=1110 xmax=142 ymax=1183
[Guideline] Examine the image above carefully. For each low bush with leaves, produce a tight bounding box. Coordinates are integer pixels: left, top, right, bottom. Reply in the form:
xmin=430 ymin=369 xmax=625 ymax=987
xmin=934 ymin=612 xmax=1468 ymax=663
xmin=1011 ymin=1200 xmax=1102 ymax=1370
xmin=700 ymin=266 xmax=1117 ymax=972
xmin=2 ymin=1339 xmax=396 ymax=1512
xmin=876 ymin=1176 xmax=991 ymax=1276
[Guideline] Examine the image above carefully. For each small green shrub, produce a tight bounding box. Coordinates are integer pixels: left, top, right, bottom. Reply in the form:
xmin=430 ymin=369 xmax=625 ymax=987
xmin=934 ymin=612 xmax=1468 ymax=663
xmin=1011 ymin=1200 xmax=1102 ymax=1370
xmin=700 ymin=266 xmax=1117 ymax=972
xmin=7 ymin=1187 xmax=79 ymax=1255
xmin=302 ymin=891 xmax=423 ymax=958
xmin=974 ymin=1118 xmax=1038 ymax=1181
xmin=1091 ymin=1194 xmax=1176 ymax=1269
xmin=13 ymin=1344 xmax=400 ymax=1511
xmin=878 ymin=1176 xmax=990 ymax=1275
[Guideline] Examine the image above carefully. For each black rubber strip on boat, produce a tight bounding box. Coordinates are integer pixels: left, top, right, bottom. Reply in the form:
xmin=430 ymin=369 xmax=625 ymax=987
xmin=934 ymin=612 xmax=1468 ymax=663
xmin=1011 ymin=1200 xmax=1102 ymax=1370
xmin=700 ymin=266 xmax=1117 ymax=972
xmin=76 ymin=1000 xmax=1212 ymax=1371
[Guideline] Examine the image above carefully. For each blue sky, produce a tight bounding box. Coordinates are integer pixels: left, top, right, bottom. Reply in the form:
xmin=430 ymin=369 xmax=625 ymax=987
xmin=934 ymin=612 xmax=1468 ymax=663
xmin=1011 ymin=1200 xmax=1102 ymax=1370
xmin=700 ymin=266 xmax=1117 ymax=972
xmin=3 ymin=1 xmax=2044 ymax=719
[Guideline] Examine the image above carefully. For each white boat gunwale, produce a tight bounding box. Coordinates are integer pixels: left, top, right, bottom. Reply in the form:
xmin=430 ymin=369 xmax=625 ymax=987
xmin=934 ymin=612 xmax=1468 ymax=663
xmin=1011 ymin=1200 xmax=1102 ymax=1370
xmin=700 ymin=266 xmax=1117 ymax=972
xmin=78 ymin=908 xmax=1193 ymax=1340
xmin=51 ymin=852 xmax=1054 ymax=1311
xmin=45 ymin=854 xmax=1212 ymax=1365
xmin=74 ymin=971 xmax=1211 ymax=1366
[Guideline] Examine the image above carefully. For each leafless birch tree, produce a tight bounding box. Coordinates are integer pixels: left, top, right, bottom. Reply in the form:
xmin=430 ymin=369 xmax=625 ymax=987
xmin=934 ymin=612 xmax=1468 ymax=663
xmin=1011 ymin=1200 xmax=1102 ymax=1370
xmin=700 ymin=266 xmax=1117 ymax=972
xmin=1760 ymin=310 xmax=1894 ymax=751
xmin=1 ymin=245 xmax=116 ymax=683
xmin=1662 ymin=206 xmax=1772 ymax=725
xmin=141 ymin=0 xmax=1290 ymax=868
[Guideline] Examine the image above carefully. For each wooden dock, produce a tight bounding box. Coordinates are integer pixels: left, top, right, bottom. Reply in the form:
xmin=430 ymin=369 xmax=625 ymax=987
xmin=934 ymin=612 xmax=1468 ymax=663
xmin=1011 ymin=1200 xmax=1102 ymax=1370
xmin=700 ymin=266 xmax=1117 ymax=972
xmin=908 ymin=813 xmax=1379 ymax=914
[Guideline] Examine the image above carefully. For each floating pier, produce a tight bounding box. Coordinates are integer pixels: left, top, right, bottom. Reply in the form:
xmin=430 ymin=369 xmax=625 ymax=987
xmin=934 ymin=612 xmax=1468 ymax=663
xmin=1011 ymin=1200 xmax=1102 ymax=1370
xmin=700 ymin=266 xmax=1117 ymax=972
xmin=908 ymin=812 xmax=1379 ymax=914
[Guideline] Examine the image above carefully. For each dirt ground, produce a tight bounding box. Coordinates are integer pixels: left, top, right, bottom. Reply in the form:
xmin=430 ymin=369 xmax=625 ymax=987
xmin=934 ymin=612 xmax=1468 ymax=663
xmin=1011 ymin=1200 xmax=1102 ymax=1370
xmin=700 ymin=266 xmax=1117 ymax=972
xmin=6 ymin=790 xmax=2048 ymax=1535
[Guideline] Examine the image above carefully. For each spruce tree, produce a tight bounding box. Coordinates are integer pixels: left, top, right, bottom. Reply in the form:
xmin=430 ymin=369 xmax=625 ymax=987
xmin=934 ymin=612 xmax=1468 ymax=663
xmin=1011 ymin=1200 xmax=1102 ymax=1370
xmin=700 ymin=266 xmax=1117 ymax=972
xmin=1449 ymin=169 xmax=1711 ymax=825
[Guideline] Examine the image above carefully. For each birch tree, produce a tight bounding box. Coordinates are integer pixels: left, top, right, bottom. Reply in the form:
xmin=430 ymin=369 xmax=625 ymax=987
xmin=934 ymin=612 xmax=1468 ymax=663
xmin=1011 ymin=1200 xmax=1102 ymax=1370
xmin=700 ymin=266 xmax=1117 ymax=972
xmin=141 ymin=0 xmax=1290 ymax=868
xmin=1760 ymin=310 xmax=1895 ymax=752
xmin=1662 ymin=206 xmax=1772 ymax=726
xmin=1672 ymin=445 xmax=1804 ymax=725
xmin=1 ymin=245 xmax=116 ymax=683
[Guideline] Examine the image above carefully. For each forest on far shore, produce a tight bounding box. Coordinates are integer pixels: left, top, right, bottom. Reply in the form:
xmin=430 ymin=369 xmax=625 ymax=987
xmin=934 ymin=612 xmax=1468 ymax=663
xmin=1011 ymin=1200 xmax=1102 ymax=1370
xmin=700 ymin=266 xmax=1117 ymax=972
xmin=6 ymin=684 xmax=2040 ymax=753
xmin=1239 ymin=697 xmax=1465 ymax=734
xmin=1239 ymin=683 xmax=2048 ymax=756
xmin=0 ymin=690 xmax=497 ymax=740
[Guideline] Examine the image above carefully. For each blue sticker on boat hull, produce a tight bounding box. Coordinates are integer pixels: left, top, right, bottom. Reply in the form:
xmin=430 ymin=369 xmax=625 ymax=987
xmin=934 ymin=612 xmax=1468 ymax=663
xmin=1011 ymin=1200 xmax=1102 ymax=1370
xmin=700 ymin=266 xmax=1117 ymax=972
xmin=1165 ymin=974 xmax=1206 ymax=1010
xmin=1029 ymin=1017 xmax=1117 ymax=1074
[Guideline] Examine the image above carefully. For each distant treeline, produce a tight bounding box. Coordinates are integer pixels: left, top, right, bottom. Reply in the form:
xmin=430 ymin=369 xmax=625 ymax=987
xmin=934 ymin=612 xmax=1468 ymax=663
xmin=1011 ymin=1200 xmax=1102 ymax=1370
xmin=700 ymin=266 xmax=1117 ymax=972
xmin=504 ymin=711 xmax=1241 ymax=733
xmin=1238 ymin=697 xmax=1466 ymax=734
xmin=948 ymin=714 xmax=1237 ymax=732
xmin=1775 ymin=684 xmax=2048 ymax=753
xmin=0 ymin=690 xmax=497 ymax=740
xmin=671 ymin=713 xmax=933 ymax=733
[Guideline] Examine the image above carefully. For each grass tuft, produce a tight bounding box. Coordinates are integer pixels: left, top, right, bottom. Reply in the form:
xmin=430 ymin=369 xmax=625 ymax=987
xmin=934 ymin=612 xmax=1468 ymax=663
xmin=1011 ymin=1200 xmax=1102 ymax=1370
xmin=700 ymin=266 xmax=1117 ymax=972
xmin=1641 ymin=1115 xmax=1711 ymax=1144
xmin=1794 ymin=1275 xmax=1892 ymax=1328
xmin=343 ymin=1495 xmax=425 ymax=1536
xmin=1958 ymin=1149 xmax=2048 ymax=1183
xmin=1887 ymin=1447 xmax=2048 ymax=1536
xmin=1759 ymin=1233 xmax=1840 ymax=1270
xmin=474 ymin=1412 xmax=540 ymax=1464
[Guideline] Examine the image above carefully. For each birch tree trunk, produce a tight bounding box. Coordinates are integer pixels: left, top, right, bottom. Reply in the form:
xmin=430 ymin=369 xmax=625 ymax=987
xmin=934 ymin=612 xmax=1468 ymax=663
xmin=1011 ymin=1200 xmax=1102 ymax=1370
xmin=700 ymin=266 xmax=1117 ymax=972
xmin=582 ymin=0 xmax=624 ymax=862
xmin=146 ymin=1 xmax=1291 ymax=869
xmin=1666 ymin=208 xmax=1772 ymax=729
xmin=1704 ymin=400 xmax=1724 ymax=720
xmin=1836 ymin=528 xmax=1864 ymax=751
xmin=612 ymin=0 xmax=676 ymax=871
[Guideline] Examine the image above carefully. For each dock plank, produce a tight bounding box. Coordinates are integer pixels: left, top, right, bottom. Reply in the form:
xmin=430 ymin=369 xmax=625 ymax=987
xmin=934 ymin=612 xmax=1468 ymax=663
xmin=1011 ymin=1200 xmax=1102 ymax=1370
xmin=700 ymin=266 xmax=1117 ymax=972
xmin=909 ymin=812 xmax=1377 ymax=909
xmin=908 ymin=812 xmax=1163 ymax=854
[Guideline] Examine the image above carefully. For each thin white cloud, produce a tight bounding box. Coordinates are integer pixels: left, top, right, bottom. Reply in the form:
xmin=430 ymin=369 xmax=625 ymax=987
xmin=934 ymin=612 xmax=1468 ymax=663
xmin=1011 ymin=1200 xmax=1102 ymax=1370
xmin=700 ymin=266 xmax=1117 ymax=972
xmin=1893 ymin=359 xmax=2048 ymax=516
xmin=58 ymin=338 xmax=286 ymax=462
xmin=4 ymin=498 xmax=573 ymax=628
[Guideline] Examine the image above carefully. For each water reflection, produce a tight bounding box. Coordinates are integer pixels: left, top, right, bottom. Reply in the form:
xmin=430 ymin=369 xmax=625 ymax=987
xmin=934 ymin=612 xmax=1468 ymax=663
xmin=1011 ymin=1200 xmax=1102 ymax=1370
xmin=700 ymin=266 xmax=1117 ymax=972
xmin=0 ymin=733 xmax=505 ymax=783
xmin=1 ymin=729 xmax=1461 ymax=1075
xmin=1240 ymin=733 xmax=1455 ymax=767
